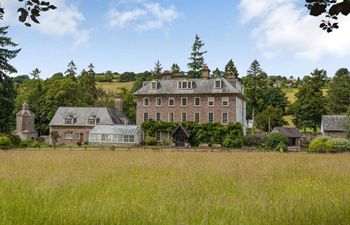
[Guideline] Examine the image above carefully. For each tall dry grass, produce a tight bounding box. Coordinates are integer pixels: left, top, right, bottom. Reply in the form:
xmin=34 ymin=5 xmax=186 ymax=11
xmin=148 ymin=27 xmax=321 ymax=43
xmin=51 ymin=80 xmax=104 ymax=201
xmin=0 ymin=150 xmax=350 ymax=225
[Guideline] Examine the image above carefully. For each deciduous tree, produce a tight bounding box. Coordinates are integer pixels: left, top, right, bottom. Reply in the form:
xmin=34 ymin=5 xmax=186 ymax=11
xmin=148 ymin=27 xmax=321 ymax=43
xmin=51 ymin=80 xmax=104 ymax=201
xmin=327 ymin=68 xmax=350 ymax=114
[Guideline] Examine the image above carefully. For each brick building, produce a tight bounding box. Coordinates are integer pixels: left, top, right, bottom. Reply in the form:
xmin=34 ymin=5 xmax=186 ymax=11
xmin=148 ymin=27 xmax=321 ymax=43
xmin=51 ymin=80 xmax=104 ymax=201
xmin=15 ymin=102 xmax=38 ymax=140
xmin=134 ymin=66 xmax=246 ymax=145
xmin=49 ymin=97 xmax=128 ymax=145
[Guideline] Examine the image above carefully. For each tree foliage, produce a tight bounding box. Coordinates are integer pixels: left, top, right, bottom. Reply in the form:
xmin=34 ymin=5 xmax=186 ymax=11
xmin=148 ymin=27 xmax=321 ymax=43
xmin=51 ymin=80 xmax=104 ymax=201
xmin=224 ymin=59 xmax=239 ymax=78
xmin=152 ymin=60 xmax=163 ymax=80
xmin=187 ymin=34 xmax=207 ymax=78
xmin=65 ymin=60 xmax=77 ymax=80
xmin=327 ymin=68 xmax=350 ymax=114
xmin=255 ymin=106 xmax=286 ymax=132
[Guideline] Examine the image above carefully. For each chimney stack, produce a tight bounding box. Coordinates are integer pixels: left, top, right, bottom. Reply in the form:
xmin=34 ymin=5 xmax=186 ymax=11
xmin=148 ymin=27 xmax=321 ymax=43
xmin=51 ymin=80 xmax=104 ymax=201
xmin=202 ymin=64 xmax=210 ymax=80
xmin=227 ymin=71 xmax=237 ymax=80
xmin=114 ymin=95 xmax=123 ymax=111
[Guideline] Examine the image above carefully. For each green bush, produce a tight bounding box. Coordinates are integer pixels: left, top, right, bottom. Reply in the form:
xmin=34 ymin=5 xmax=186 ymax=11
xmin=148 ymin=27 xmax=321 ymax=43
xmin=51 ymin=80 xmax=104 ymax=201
xmin=243 ymin=133 xmax=267 ymax=147
xmin=145 ymin=136 xmax=157 ymax=146
xmin=0 ymin=136 xmax=13 ymax=149
xmin=20 ymin=139 xmax=40 ymax=148
xmin=329 ymin=138 xmax=350 ymax=153
xmin=266 ymin=132 xmax=288 ymax=150
xmin=308 ymin=137 xmax=332 ymax=153
xmin=223 ymin=123 xmax=244 ymax=149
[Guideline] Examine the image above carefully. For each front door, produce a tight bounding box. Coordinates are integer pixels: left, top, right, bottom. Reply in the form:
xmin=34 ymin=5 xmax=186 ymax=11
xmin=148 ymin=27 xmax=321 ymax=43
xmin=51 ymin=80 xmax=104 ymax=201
xmin=175 ymin=134 xmax=186 ymax=147
xmin=80 ymin=133 xmax=84 ymax=143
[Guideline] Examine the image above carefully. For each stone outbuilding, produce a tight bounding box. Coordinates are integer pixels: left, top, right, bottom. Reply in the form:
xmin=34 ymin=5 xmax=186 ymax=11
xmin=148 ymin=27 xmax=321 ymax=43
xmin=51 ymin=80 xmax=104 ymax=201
xmin=15 ymin=102 xmax=38 ymax=140
xmin=272 ymin=127 xmax=302 ymax=147
xmin=321 ymin=115 xmax=347 ymax=138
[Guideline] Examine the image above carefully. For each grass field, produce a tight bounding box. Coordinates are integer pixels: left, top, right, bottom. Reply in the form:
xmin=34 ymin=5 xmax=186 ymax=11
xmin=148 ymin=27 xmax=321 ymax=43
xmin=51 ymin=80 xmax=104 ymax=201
xmin=97 ymin=81 xmax=135 ymax=92
xmin=1 ymin=150 xmax=350 ymax=225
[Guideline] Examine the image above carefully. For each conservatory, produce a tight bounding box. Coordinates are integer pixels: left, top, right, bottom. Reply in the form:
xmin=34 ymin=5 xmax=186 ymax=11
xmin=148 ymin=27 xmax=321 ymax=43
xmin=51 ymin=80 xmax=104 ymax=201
xmin=89 ymin=125 xmax=141 ymax=146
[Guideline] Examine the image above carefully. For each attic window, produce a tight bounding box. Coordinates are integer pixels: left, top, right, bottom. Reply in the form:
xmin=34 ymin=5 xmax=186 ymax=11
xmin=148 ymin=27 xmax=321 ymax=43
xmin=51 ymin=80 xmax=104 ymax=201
xmin=65 ymin=115 xmax=76 ymax=125
xmin=177 ymin=80 xmax=193 ymax=89
xmin=87 ymin=115 xmax=97 ymax=125
xmin=151 ymin=81 xmax=158 ymax=90
xmin=215 ymin=79 xmax=222 ymax=89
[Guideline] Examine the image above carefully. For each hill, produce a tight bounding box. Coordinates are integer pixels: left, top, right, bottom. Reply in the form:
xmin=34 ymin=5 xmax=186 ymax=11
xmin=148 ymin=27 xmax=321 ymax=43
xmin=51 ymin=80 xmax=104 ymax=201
xmin=97 ymin=80 xmax=135 ymax=93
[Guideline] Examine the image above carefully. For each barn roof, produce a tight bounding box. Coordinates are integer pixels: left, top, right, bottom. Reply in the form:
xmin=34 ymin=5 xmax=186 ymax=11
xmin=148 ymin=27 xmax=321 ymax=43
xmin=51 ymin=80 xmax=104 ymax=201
xmin=272 ymin=127 xmax=302 ymax=138
xmin=49 ymin=107 xmax=126 ymax=126
xmin=322 ymin=115 xmax=347 ymax=132
xmin=90 ymin=125 xmax=140 ymax=135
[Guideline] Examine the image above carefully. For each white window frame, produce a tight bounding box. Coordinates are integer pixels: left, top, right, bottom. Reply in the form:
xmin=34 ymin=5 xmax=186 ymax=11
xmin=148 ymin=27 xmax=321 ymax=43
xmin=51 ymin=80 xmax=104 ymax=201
xmin=168 ymin=112 xmax=174 ymax=122
xmin=75 ymin=133 xmax=80 ymax=140
xmin=168 ymin=97 xmax=175 ymax=107
xmin=208 ymin=97 xmax=215 ymax=107
xmin=151 ymin=81 xmax=157 ymax=90
xmin=182 ymin=81 xmax=188 ymax=89
xmin=208 ymin=112 xmax=214 ymax=123
xmin=222 ymin=112 xmax=228 ymax=124
xmin=222 ymin=97 xmax=229 ymax=107
xmin=177 ymin=82 xmax=182 ymax=89
xmin=65 ymin=116 xmax=74 ymax=125
xmin=143 ymin=112 xmax=149 ymax=121
xmin=215 ymin=79 xmax=222 ymax=89
xmin=181 ymin=97 xmax=188 ymax=107
xmin=64 ymin=132 xmax=73 ymax=140
xmin=143 ymin=97 xmax=149 ymax=107
xmin=156 ymin=112 xmax=161 ymax=121
xmin=194 ymin=97 xmax=201 ymax=107
xmin=181 ymin=112 xmax=187 ymax=122
xmin=156 ymin=97 xmax=162 ymax=107
xmin=194 ymin=113 xmax=200 ymax=123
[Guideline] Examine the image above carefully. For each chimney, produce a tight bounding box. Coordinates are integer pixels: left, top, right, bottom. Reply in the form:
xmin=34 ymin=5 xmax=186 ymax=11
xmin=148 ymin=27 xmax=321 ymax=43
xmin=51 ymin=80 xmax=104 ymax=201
xmin=202 ymin=64 xmax=210 ymax=79
xmin=162 ymin=70 xmax=171 ymax=80
xmin=114 ymin=95 xmax=123 ymax=111
xmin=227 ymin=71 xmax=237 ymax=80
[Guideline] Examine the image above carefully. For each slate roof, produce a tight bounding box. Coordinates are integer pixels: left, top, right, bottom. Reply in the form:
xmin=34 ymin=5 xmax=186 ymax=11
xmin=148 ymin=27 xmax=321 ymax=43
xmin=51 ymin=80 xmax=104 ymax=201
xmin=134 ymin=78 xmax=244 ymax=96
xmin=49 ymin=107 xmax=126 ymax=126
xmin=322 ymin=115 xmax=347 ymax=132
xmin=272 ymin=127 xmax=302 ymax=138
xmin=172 ymin=126 xmax=191 ymax=138
xmin=90 ymin=125 xmax=140 ymax=135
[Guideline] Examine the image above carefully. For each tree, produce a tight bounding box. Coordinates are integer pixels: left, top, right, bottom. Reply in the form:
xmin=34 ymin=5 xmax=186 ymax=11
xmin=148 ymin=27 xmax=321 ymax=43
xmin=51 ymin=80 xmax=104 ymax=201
xmin=187 ymin=34 xmax=207 ymax=78
xmin=30 ymin=68 xmax=41 ymax=80
xmin=119 ymin=88 xmax=136 ymax=124
xmin=224 ymin=59 xmax=239 ymax=78
xmin=65 ymin=60 xmax=77 ymax=80
xmin=292 ymin=82 xmax=326 ymax=132
xmin=78 ymin=68 xmax=97 ymax=106
xmin=212 ymin=68 xmax=223 ymax=78
xmin=0 ymin=1 xmax=56 ymax=26
xmin=0 ymin=26 xmax=20 ymax=133
xmin=50 ymin=130 xmax=59 ymax=149
xmin=310 ymin=69 xmax=328 ymax=90
xmin=306 ymin=0 xmax=350 ymax=32
xmin=346 ymin=107 xmax=350 ymax=139
xmin=255 ymin=106 xmax=286 ymax=132
xmin=88 ymin=63 xmax=95 ymax=73
xmin=152 ymin=60 xmax=163 ymax=80
xmin=327 ymin=68 xmax=350 ymax=114
xmin=263 ymin=87 xmax=289 ymax=114
xmin=171 ymin=63 xmax=180 ymax=75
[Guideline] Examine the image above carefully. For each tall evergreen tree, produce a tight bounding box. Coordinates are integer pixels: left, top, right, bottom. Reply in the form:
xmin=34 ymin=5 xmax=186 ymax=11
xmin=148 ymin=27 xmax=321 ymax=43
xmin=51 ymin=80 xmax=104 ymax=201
xmin=212 ymin=68 xmax=223 ymax=78
xmin=310 ymin=69 xmax=328 ymax=89
xmin=327 ymin=68 xmax=350 ymax=114
xmin=0 ymin=26 xmax=20 ymax=133
xmin=187 ymin=34 xmax=207 ymax=78
xmin=65 ymin=60 xmax=77 ymax=79
xmin=30 ymin=68 xmax=41 ymax=80
xmin=292 ymin=82 xmax=326 ymax=132
xmin=224 ymin=59 xmax=239 ymax=78
xmin=79 ymin=67 xmax=97 ymax=106
xmin=171 ymin=63 xmax=180 ymax=74
xmin=152 ymin=60 xmax=163 ymax=79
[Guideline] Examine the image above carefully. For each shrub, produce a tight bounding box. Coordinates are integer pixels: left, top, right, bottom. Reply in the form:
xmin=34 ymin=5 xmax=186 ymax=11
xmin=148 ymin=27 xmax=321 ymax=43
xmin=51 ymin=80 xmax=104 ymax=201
xmin=0 ymin=136 xmax=13 ymax=149
xmin=329 ymin=138 xmax=350 ymax=153
xmin=243 ymin=133 xmax=267 ymax=147
xmin=266 ymin=132 xmax=288 ymax=150
xmin=6 ymin=134 xmax=21 ymax=146
xmin=145 ymin=136 xmax=157 ymax=146
xmin=20 ymin=139 xmax=40 ymax=148
xmin=161 ymin=138 xmax=173 ymax=147
xmin=223 ymin=123 xmax=244 ymax=149
xmin=308 ymin=136 xmax=332 ymax=153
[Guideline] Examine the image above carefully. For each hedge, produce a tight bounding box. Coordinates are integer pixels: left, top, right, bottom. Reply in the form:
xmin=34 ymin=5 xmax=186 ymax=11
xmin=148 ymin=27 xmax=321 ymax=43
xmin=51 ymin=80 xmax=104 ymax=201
xmin=308 ymin=137 xmax=350 ymax=153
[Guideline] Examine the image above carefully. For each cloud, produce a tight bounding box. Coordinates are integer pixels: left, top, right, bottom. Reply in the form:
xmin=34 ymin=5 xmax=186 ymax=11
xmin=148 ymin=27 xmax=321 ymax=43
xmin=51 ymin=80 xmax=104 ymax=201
xmin=1 ymin=0 xmax=89 ymax=47
xmin=108 ymin=2 xmax=179 ymax=31
xmin=239 ymin=0 xmax=350 ymax=60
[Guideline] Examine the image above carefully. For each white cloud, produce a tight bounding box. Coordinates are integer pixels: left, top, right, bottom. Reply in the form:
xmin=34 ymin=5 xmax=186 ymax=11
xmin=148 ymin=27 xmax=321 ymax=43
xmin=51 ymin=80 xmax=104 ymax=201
xmin=108 ymin=2 xmax=179 ymax=31
xmin=239 ymin=0 xmax=350 ymax=60
xmin=1 ymin=0 xmax=89 ymax=47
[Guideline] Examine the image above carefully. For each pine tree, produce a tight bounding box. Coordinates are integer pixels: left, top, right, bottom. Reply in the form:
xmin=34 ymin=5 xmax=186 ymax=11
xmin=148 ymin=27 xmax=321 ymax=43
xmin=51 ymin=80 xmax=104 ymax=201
xmin=152 ymin=60 xmax=163 ymax=79
xmin=30 ymin=68 xmax=41 ymax=80
xmin=212 ymin=68 xmax=223 ymax=78
xmin=65 ymin=60 xmax=77 ymax=79
xmin=327 ymin=68 xmax=350 ymax=114
xmin=79 ymin=67 xmax=97 ymax=106
xmin=310 ymin=69 xmax=328 ymax=90
xmin=187 ymin=34 xmax=207 ymax=78
xmin=0 ymin=26 xmax=20 ymax=133
xmin=88 ymin=63 xmax=95 ymax=73
xmin=224 ymin=59 xmax=239 ymax=78
xmin=171 ymin=63 xmax=180 ymax=74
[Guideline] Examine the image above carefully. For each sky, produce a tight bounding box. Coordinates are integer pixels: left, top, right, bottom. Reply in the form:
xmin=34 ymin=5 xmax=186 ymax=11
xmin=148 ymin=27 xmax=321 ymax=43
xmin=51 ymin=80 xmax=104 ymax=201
xmin=2 ymin=0 xmax=350 ymax=78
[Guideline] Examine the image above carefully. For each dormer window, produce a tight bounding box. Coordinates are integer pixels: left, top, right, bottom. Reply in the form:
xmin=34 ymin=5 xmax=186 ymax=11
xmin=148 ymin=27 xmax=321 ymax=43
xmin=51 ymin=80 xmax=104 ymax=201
xmin=151 ymin=81 xmax=158 ymax=90
xmin=177 ymin=80 xmax=193 ymax=89
xmin=215 ymin=79 xmax=222 ymax=89
xmin=65 ymin=115 xmax=76 ymax=125
xmin=87 ymin=115 xmax=98 ymax=125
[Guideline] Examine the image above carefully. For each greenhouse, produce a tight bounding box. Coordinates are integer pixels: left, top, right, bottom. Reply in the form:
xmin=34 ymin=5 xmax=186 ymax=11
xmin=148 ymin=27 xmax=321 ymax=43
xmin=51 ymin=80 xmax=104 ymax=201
xmin=89 ymin=125 xmax=141 ymax=146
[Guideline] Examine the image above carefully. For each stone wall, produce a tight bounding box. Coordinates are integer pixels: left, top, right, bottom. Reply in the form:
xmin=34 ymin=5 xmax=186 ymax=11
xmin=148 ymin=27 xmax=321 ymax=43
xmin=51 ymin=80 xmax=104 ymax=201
xmin=50 ymin=126 xmax=93 ymax=145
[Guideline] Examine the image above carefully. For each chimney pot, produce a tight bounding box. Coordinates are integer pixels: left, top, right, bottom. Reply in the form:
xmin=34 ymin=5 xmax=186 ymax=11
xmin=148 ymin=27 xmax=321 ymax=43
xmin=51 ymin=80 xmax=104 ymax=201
xmin=114 ymin=96 xmax=123 ymax=111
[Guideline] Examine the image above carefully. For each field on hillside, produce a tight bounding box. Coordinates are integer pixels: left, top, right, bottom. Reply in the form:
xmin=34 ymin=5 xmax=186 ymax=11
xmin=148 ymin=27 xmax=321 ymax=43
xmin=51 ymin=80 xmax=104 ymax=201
xmin=1 ymin=150 xmax=350 ymax=225
xmin=97 ymin=81 xmax=135 ymax=92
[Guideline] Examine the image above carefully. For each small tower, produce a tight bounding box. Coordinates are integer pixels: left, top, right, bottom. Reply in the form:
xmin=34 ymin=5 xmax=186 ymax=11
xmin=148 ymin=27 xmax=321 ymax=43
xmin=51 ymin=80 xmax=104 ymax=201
xmin=16 ymin=102 xmax=38 ymax=140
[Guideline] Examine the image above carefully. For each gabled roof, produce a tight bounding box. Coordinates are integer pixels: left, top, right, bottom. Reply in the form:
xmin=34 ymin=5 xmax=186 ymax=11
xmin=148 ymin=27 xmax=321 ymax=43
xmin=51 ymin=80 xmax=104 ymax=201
xmin=272 ymin=127 xmax=302 ymax=138
xmin=134 ymin=78 xmax=244 ymax=96
xmin=49 ymin=107 xmax=126 ymax=126
xmin=322 ymin=115 xmax=347 ymax=132
xmin=172 ymin=126 xmax=190 ymax=138
xmin=90 ymin=125 xmax=140 ymax=135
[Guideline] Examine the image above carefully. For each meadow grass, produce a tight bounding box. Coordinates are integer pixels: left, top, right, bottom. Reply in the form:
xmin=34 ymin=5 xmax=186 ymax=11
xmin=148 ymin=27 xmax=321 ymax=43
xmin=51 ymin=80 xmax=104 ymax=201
xmin=97 ymin=81 xmax=135 ymax=92
xmin=1 ymin=150 xmax=350 ymax=225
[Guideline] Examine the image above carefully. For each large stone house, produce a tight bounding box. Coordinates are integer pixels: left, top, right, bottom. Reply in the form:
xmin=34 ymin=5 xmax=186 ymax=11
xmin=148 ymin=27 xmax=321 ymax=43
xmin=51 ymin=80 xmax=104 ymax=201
xmin=49 ymin=97 xmax=128 ymax=145
xmin=321 ymin=115 xmax=347 ymax=138
xmin=134 ymin=66 xmax=246 ymax=146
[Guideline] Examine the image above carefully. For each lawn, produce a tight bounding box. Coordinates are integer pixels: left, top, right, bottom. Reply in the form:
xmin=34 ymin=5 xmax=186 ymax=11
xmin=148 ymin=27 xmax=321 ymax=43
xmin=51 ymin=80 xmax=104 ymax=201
xmin=97 ymin=81 xmax=135 ymax=92
xmin=1 ymin=150 xmax=350 ymax=225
